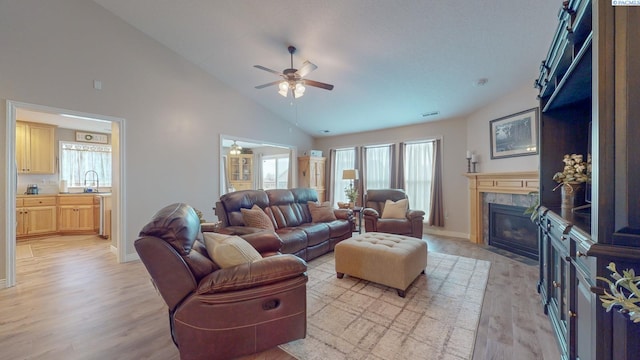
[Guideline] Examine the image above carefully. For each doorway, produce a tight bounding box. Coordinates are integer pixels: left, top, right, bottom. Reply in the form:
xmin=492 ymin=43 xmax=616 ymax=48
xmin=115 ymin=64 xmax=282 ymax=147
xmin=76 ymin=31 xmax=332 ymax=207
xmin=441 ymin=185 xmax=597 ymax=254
xmin=5 ymin=100 xmax=125 ymax=287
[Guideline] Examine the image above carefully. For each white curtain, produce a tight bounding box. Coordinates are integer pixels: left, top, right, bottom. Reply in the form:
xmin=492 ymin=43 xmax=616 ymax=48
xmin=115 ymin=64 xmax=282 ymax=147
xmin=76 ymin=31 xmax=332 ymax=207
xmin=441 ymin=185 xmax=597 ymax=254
xmin=222 ymin=155 xmax=231 ymax=193
xmin=403 ymin=141 xmax=434 ymax=219
xmin=332 ymin=148 xmax=355 ymax=204
xmin=60 ymin=142 xmax=112 ymax=187
xmin=365 ymin=145 xmax=392 ymax=190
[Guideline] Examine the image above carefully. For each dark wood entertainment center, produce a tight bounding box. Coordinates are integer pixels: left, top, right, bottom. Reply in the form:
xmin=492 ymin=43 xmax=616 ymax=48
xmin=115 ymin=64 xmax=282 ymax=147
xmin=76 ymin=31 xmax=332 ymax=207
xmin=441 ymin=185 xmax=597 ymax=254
xmin=535 ymin=1 xmax=640 ymax=359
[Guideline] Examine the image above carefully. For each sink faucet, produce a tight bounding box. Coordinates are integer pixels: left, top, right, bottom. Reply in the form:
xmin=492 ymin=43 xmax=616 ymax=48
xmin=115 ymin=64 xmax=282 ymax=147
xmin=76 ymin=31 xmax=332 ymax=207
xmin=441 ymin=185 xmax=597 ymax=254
xmin=84 ymin=170 xmax=100 ymax=193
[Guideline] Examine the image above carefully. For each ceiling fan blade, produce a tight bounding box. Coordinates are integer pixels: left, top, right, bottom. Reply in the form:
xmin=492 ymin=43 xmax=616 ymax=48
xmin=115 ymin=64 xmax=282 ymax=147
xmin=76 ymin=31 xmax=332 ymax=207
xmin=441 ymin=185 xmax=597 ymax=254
xmin=254 ymin=65 xmax=282 ymax=76
xmin=255 ymin=80 xmax=281 ymax=89
xmin=296 ymin=60 xmax=318 ymax=78
xmin=304 ymin=79 xmax=334 ymax=91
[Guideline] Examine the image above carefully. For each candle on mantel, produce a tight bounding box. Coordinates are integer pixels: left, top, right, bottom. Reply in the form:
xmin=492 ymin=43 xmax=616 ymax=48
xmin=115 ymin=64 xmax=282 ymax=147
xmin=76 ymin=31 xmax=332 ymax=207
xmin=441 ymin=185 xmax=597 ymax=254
xmin=471 ymin=154 xmax=478 ymax=163
xmin=466 ymin=150 xmax=472 ymax=159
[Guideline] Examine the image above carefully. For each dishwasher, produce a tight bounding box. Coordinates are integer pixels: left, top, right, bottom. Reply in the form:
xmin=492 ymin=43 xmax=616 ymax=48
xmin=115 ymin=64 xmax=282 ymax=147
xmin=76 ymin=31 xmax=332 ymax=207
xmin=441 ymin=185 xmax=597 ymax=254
xmin=98 ymin=194 xmax=112 ymax=239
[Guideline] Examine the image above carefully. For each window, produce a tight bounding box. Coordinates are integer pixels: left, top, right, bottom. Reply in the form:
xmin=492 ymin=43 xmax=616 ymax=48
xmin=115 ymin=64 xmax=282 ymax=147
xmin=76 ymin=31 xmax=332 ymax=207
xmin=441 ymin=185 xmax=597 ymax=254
xmin=364 ymin=145 xmax=392 ymax=190
xmin=261 ymin=155 xmax=289 ymax=190
xmin=59 ymin=141 xmax=112 ymax=188
xmin=332 ymin=148 xmax=355 ymax=203
xmin=403 ymin=141 xmax=435 ymax=219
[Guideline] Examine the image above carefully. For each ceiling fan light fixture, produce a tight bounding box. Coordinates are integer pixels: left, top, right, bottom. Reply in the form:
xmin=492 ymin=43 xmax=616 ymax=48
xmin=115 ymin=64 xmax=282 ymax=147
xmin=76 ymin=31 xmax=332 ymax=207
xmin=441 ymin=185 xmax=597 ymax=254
xmin=229 ymin=140 xmax=242 ymax=155
xmin=278 ymin=81 xmax=289 ymax=97
xmin=254 ymin=45 xmax=334 ymax=98
xmin=294 ymin=83 xmax=305 ymax=98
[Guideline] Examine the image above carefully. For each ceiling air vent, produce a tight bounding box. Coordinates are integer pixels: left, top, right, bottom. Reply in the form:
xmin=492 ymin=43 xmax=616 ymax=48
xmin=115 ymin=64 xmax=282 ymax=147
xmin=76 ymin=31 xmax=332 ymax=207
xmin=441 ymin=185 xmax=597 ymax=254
xmin=422 ymin=111 xmax=440 ymax=118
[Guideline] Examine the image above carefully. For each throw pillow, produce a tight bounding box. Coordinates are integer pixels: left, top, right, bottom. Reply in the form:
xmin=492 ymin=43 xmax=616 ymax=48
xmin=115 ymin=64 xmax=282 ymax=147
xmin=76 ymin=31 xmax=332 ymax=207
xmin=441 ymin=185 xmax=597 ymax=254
xmin=241 ymin=205 xmax=275 ymax=231
xmin=381 ymin=198 xmax=409 ymax=219
xmin=203 ymin=232 xmax=263 ymax=268
xmin=308 ymin=201 xmax=337 ymax=222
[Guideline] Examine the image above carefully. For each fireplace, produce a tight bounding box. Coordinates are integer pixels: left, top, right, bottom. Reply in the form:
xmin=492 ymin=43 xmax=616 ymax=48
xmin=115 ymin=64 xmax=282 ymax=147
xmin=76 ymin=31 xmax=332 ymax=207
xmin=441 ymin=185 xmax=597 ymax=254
xmin=488 ymin=203 xmax=538 ymax=260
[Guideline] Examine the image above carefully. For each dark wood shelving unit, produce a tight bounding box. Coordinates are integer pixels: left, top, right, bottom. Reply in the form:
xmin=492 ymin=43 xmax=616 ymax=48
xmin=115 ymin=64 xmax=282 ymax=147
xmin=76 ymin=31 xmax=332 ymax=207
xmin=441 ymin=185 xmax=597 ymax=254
xmin=535 ymin=1 xmax=640 ymax=359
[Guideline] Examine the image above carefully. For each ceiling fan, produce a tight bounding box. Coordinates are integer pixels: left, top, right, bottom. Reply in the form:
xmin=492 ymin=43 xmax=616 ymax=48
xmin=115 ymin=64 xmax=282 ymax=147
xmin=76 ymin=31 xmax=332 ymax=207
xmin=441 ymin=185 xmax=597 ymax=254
xmin=254 ymin=46 xmax=334 ymax=98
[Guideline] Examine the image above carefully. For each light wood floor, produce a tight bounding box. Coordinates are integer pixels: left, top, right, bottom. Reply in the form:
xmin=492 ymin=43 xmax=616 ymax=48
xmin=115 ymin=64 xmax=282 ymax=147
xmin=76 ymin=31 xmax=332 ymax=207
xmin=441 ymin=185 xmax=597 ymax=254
xmin=1 ymin=234 xmax=560 ymax=359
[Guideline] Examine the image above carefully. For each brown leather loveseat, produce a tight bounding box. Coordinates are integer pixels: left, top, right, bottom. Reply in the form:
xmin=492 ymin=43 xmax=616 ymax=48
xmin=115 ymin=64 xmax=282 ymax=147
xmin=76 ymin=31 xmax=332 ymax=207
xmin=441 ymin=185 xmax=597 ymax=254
xmin=215 ymin=188 xmax=354 ymax=261
xmin=135 ymin=203 xmax=308 ymax=360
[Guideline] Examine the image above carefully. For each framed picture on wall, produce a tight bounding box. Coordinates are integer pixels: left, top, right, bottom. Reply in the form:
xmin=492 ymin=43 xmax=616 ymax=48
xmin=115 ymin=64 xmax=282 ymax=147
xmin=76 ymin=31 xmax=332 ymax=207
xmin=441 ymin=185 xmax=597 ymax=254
xmin=490 ymin=108 xmax=539 ymax=159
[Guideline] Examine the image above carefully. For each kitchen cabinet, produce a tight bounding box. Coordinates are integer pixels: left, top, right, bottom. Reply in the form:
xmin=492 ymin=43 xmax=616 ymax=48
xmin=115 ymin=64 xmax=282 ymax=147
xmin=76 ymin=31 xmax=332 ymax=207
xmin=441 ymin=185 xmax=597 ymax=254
xmin=298 ymin=156 xmax=326 ymax=202
xmin=228 ymin=154 xmax=253 ymax=191
xmin=16 ymin=121 xmax=56 ymax=174
xmin=535 ymin=1 xmax=640 ymax=359
xmin=16 ymin=196 xmax=57 ymax=238
xmin=58 ymin=196 xmax=96 ymax=233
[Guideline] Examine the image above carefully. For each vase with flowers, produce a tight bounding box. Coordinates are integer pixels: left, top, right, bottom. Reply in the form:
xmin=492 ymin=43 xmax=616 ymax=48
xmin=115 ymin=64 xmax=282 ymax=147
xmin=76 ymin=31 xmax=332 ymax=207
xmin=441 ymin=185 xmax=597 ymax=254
xmin=552 ymin=153 xmax=592 ymax=211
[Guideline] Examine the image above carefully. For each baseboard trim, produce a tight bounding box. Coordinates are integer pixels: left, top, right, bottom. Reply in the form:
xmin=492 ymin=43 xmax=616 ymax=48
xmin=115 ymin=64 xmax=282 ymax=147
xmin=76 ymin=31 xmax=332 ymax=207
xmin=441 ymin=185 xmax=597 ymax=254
xmin=423 ymin=227 xmax=469 ymax=240
xmin=125 ymin=252 xmax=140 ymax=262
xmin=110 ymin=246 xmax=140 ymax=262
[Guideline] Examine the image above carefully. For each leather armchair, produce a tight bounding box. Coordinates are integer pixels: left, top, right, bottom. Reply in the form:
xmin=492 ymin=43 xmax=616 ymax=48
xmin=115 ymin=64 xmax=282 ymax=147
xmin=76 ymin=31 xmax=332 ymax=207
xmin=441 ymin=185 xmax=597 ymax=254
xmin=363 ymin=189 xmax=425 ymax=238
xmin=135 ymin=203 xmax=307 ymax=360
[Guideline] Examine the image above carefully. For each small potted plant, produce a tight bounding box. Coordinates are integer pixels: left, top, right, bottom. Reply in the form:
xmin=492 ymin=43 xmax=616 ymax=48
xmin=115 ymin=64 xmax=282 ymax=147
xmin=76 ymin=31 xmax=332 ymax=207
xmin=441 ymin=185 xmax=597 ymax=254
xmin=344 ymin=185 xmax=358 ymax=208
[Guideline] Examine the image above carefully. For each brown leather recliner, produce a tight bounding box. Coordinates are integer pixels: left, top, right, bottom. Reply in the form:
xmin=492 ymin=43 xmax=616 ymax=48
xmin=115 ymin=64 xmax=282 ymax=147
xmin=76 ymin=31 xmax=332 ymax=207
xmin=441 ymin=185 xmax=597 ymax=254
xmin=135 ymin=203 xmax=307 ymax=360
xmin=363 ymin=189 xmax=425 ymax=238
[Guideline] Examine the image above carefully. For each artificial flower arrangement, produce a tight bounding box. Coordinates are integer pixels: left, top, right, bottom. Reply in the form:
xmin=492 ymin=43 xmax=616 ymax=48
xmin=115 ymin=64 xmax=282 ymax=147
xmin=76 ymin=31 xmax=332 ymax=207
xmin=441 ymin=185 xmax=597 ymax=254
xmin=344 ymin=184 xmax=358 ymax=204
xmin=597 ymin=262 xmax=640 ymax=323
xmin=552 ymin=153 xmax=592 ymax=191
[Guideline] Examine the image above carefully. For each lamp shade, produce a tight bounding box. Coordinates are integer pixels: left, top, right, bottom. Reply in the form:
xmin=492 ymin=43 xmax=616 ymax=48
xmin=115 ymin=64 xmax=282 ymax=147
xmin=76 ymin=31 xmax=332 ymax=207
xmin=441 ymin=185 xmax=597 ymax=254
xmin=342 ymin=169 xmax=359 ymax=180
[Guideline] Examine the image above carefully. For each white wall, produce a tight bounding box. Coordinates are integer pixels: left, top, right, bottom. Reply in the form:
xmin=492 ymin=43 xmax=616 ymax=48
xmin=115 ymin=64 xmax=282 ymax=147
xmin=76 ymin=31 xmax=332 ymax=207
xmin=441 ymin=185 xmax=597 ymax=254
xmin=0 ymin=0 xmax=312 ymax=280
xmin=466 ymin=84 xmax=540 ymax=173
xmin=314 ymin=117 xmax=469 ymax=238
xmin=313 ymin=83 xmax=540 ymax=238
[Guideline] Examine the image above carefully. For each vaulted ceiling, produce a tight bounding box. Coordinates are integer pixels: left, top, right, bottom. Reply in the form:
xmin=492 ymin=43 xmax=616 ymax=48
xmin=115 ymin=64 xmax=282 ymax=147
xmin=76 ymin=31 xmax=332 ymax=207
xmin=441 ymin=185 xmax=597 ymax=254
xmin=92 ymin=0 xmax=560 ymax=137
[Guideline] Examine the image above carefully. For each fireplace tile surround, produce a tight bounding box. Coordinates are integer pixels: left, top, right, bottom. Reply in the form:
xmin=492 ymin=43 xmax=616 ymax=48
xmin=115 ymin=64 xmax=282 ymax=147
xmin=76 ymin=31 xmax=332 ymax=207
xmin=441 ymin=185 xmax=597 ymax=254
xmin=464 ymin=171 xmax=539 ymax=244
xmin=482 ymin=192 xmax=535 ymax=244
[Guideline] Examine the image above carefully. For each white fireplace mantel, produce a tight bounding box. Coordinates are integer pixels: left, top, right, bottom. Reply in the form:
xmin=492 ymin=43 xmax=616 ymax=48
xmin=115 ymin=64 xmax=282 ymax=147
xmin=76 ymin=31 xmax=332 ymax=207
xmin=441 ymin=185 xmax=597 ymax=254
xmin=464 ymin=171 xmax=539 ymax=244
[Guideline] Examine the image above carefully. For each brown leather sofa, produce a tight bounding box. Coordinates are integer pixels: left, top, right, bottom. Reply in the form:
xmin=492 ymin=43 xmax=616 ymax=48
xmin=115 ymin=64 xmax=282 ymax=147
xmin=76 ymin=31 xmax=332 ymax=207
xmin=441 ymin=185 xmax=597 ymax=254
xmin=215 ymin=188 xmax=354 ymax=261
xmin=363 ymin=189 xmax=425 ymax=238
xmin=135 ymin=203 xmax=308 ymax=360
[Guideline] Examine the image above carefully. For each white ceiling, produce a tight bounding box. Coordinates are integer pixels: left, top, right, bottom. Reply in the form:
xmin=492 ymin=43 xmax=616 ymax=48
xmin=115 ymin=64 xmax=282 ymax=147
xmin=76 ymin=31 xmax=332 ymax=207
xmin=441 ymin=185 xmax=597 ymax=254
xmin=87 ymin=0 xmax=559 ymax=137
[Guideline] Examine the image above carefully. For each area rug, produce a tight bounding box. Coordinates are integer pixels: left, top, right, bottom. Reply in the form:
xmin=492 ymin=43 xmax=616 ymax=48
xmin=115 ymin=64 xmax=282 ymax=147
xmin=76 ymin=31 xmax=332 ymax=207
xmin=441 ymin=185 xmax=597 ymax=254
xmin=279 ymin=251 xmax=491 ymax=360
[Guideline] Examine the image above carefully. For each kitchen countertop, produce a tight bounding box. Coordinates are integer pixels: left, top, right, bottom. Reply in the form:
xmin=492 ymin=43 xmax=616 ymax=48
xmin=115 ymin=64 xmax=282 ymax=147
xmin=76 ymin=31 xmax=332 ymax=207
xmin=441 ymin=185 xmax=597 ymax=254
xmin=18 ymin=192 xmax=111 ymax=197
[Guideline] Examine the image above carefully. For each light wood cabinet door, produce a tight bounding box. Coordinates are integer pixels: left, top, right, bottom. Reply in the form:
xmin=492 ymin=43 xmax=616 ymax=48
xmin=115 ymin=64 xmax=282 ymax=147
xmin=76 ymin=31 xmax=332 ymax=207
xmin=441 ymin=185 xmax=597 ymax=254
xmin=228 ymin=154 xmax=253 ymax=191
xmin=17 ymin=206 xmax=57 ymax=236
xmin=16 ymin=121 xmax=56 ymax=174
xmin=16 ymin=196 xmax=57 ymax=238
xmin=28 ymin=124 xmax=56 ymax=174
xmin=25 ymin=206 xmax=57 ymax=235
xmin=16 ymin=208 xmax=27 ymax=236
xmin=15 ymin=122 xmax=28 ymax=173
xmin=298 ymin=156 xmax=326 ymax=202
xmin=58 ymin=205 xmax=94 ymax=232
xmin=58 ymin=196 xmax=96 ymax=233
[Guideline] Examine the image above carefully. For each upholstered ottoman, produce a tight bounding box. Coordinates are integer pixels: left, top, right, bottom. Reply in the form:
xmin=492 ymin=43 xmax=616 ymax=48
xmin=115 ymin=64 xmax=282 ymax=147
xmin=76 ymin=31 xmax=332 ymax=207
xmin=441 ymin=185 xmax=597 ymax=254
xmin=334 ymin=232 xmax=428 ymax=297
